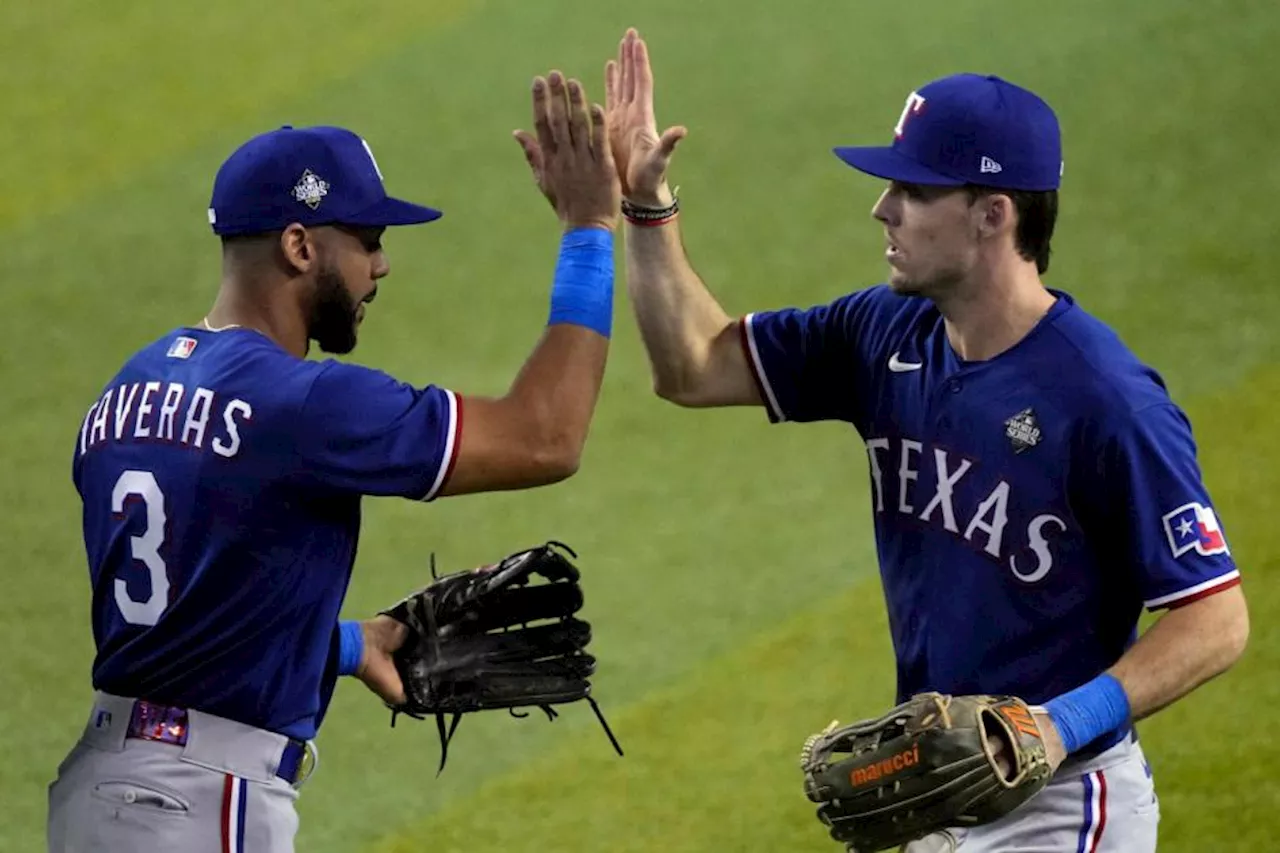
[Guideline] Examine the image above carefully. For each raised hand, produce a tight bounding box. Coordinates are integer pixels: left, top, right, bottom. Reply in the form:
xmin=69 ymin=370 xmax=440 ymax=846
xmin=513 ymin=71 xmax=621 ymax=231
xmin=604 ymin=28 xmax=687 ymax=206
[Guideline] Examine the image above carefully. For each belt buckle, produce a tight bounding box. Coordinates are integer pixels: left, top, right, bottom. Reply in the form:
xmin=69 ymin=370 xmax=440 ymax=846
xmin=293 ymin=740 xmax=319 ymax=790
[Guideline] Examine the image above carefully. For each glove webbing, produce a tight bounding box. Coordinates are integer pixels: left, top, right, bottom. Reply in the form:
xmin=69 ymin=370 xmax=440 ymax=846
xmin=391 ymin=550 xmax=624 ymax=775
xmin=420 ymin=694 xmax=623 ymax=777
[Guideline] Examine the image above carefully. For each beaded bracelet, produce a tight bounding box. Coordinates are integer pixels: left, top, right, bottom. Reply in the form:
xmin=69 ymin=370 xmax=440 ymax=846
xmin=621 ymin=193 xmax=680 ymax=227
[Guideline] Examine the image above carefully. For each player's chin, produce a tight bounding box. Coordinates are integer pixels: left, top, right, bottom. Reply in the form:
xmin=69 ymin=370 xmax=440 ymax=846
xmin=886 ymin=271 xmax=924 ymax=296
xmin=316 ymin=329 xmax=359 ymax=355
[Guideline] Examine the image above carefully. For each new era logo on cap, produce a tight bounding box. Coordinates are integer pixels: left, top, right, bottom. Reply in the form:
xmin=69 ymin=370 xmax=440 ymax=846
xmin=834 ymin=73 xmax=1063 ymax=191
xmin=207 ymin=125 xmax=443 ymax=237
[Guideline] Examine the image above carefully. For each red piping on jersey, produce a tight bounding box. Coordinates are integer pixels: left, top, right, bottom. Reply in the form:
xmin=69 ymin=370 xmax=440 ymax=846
xmin=437 ymin=394 xmax=464 ymax=495
xmin=1163 ymin=574 xmax=1241 ymax=609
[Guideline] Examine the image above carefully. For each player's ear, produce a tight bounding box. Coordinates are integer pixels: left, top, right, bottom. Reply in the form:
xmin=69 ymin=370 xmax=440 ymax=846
xmin=279 ymin=223 xmax=315 ymax=274
xmin=975 ymin=192 xmax=1015 ymax=240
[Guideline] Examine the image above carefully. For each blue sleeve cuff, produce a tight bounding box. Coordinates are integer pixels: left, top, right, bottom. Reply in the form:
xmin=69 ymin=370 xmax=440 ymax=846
xmin=548 ymin=227 xmax=615 ymax=338
xmin=337 ymin=620 xmax=364 ymax=677
xmin=561 ymin=225 xmax=615 ymax=247
xmin=1044 ymin=672 xmax=1132 ymax=754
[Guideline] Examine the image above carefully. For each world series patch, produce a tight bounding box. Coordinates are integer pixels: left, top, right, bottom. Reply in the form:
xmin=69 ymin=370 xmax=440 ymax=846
xmin=1005 ymin=407 xmax=1041 ymax=454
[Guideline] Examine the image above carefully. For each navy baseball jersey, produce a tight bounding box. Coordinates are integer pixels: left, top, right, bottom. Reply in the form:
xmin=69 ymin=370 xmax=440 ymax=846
xmin=73 ymin=327 xmax=460 ymax=740
xmin=741 ymin=286 xmax=1238 ymax=742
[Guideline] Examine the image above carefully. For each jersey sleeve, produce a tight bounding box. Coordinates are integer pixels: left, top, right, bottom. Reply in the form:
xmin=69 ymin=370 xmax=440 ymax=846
xmin=1095 ymin=403 xmax=1239 ymax=610
xmin=739 ymin=288 xmax=883 ymax=425
xmin=292 ymin=361 xmax=462 ymax=501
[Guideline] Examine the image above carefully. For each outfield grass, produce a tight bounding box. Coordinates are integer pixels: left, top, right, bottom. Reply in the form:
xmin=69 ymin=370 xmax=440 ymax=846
xmin=3 ymin=0 xmax=1278 ymax=851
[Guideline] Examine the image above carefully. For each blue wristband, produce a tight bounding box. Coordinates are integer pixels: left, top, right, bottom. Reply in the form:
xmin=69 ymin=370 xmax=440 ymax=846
xmin=337 ymin=620 xmax=364 ymax=677
xmin=1044 ymin=673 xmax=1131 ymax=754
xmin=547 ymin=227 xmax=614 ymax=338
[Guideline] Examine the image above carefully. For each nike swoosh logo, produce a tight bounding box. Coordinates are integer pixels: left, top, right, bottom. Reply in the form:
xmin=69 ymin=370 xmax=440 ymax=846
xmin=888 ymin=352 xmax=924 ymax=372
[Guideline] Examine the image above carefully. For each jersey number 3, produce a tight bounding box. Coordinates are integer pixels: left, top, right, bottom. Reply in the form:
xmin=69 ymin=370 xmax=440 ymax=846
xmin=112 ymin=470 xmax=170 ymax=626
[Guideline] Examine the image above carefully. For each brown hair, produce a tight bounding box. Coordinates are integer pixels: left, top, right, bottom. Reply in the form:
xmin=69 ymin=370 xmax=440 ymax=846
xmin=966 ymin=187 xmax=1058 ymax=274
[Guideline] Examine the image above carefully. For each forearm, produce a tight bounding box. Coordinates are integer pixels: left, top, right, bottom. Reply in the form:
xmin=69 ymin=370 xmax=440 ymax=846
xmin=506 ymin=226 xmax=612 ymax=467
xmin=483 ymin=225 xmax=609 ymax=479
xmin=624 ymin=216 xmax=736 ymax=402
xmin=1108 ymin=585 xmax=1249 ymax=720
xmin=506 ymin=323 xmax=608 ymax=469
xmin=1044 ymin=585 xmax=1248 ymax=755
xmin=438 ymin=228 xmax=614 ymax=496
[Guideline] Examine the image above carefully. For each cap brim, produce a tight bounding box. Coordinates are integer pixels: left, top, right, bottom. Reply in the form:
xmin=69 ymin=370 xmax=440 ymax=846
xmin=343 ymin=195 xmax=443 ymax=227
xmin=833 ymin=146 xmax=965 ymax=186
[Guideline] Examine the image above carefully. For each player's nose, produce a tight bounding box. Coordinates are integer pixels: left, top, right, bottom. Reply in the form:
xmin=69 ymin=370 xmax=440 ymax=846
xmin=871 ymin=187 xmax=897 ymax=226
xmin=371 ymin=250 xmax=390 ymax=279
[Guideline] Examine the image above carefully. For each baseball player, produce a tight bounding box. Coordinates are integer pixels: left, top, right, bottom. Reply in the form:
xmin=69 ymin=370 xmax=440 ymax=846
xmin=49 ymin=70 xmax=620 ymax=853
xmin=604 ymin=28 xmax=1249 ymax=852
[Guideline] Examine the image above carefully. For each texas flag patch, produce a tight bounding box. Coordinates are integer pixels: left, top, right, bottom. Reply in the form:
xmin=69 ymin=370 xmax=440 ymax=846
xmin=1162 ymin=502 xmax=1229 ymax=558
xmin=166 ymin=336 xmax=197 ymax=359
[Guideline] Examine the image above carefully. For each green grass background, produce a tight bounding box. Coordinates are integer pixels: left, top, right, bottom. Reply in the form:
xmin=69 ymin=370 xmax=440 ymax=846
xmin=3 ymin=0 xmax=1278 ymax=850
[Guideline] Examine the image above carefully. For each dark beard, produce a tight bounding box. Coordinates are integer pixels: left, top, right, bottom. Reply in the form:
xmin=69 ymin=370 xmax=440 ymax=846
xmin=307 ymin=263 xmax=359 ymax=355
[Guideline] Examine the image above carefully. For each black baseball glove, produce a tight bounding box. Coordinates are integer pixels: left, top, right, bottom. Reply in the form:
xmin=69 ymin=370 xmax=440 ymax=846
xmin=379 ymin=540 xmax=622 ymax=773
xmin=800 ymin=692 xmax=1054 ymax=852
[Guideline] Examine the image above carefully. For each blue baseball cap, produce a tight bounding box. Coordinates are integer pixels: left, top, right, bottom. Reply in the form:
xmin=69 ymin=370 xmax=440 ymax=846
xmin=207 ymin=125 xmax=442 ymax=236
xmin=834 ymin=74 xmax=1063 ymax=191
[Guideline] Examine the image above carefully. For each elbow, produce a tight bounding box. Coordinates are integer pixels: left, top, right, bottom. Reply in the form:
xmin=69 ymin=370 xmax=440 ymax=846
xmin=528 ymin=429 xmax=584 ymax=484
xmin=650 ymin=326 xmax=742 ymax=408
xmin=653 ymin=377 xmax=693 ymax=406
xmin=1221 ymin=594 xmax=1250 ymax=670
xmin=646 ymin=350 xmax=709 ymax=406
xmin=504 ymin=393 xmax=589 ymax=484
xmin=1202 ymin=585 xmax=1250 ymax=675
xmin=652 ymin=373 xmax=710 ymax=408
xmin=539 ymin=445 xmax=582 ymax=483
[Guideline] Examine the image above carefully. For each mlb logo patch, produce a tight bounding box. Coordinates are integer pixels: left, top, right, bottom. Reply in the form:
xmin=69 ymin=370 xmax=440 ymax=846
xmin=93 ymin=709 xmax=112 ymax=729
xmin=1162 ymin=502 xmax=1229 ymax=558
xmin=167 ymin=336 xmax=197 ymax=359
